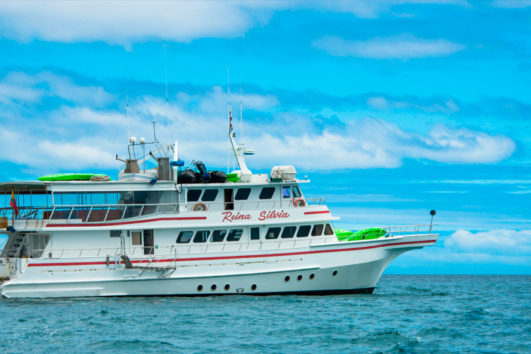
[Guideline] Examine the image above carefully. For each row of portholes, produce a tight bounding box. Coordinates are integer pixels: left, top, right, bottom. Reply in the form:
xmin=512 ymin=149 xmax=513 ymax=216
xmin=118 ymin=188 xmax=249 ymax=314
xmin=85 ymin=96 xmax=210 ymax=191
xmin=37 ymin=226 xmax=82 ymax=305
xmin=197 ymin=284 xmax=257 ymax=292
xmin=284 ymin=270 xmax=338 ymax=282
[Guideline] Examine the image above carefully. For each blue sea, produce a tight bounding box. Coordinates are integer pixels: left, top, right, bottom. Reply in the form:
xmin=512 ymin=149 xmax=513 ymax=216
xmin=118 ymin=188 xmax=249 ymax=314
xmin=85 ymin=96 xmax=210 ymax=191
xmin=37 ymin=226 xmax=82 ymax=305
xmin=0 ymin=275 xmax=529 ymax=353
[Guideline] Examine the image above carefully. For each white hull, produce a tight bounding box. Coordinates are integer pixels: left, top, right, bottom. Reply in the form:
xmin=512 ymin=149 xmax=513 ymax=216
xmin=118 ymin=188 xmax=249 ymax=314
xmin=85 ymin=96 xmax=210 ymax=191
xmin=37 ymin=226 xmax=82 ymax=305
xmin=1 ymin=234 xmax=436 ymax=298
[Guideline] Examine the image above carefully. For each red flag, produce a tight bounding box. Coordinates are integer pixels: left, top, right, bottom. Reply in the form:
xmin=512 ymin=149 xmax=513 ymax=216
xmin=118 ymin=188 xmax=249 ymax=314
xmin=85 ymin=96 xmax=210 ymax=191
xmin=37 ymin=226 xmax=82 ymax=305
xmin=10 ymin=188 xmax=19 ymax=218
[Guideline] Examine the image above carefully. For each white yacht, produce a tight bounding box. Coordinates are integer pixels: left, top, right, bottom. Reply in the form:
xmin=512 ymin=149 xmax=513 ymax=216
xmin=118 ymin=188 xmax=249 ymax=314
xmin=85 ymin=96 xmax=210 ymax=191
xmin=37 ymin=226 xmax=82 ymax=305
xmin=0 ymin=120 xmax=438 ymax=298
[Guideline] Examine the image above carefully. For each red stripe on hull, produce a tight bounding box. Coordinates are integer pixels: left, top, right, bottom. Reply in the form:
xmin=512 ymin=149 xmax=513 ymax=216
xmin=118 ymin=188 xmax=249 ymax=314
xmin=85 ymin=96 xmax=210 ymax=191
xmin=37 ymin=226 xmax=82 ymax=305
xmin=28 ymin=239 xmax=436 ymax=267
xmin=45 ymin=216 xmax=207 ymax=228
xmin=304 ymin=210 xmax=330 ymax=215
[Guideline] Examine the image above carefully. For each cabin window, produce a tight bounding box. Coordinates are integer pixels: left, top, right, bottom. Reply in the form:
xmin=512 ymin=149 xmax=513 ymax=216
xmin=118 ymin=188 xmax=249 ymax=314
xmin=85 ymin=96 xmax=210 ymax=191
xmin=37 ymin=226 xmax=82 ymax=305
xmin=259 ymin=187 xmax=275 ymax=200
xmin=194 ymin=230 xmax=210 ymax=243
xmin=211 ymin=230 xmax=227 ymax=242
xmin=265 ymin=227 xmax=281 ymax=239
xmin=282 ymin=186 xmax=291 ymax=198
xmin=250 ymin=227 xmax=260 ymax=240
xmin=110 ymin=230 xmax=121 ymax=238
xmin=297 ymin=225 xmax=311 ymax=237
xmin=281 ymin=226 xmax=296 ymax=238
xmin=187 ymin=189 xmax=202 ymax=202
xmin=202 ymin=189 xmax=218 ymax=202
xmin=311 ymin=224 xmax=324 ymax=236
xmin=177 ymin=231 xmax=194 ymax=243
xmin=132 ymin=231 xmax=142 ymax=245
xmin=324 ymin=224 xmax=334 ymax=236
xmin=227 ymin=229 xmax=243 ymax=241
xmin=235 ymin=188 xmax=251 ymax=200
xmin=292 ymin=186 xmax=301 ymax=198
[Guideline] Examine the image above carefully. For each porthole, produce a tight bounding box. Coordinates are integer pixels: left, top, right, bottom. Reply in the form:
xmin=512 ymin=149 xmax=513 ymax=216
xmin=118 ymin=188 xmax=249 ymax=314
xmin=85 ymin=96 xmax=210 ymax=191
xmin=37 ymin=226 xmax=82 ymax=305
xmin=297 ymin=275 xmax=303 ymax=281
xmin=224 ymin=284 xmax=230 ymax=291
xmin=333 ymin=270 xmax=338 ymax=276
xmin=211 ymin=284 xmax=217 ymax=291
xmin=197 ymin=285 xmax=203 ymax=291
xmin=251 ymin=284 xmax=257 ymax=290
xmin=310 ymin=273 xmax=315 ymax=280
xmin=285 ymin=276 xmax=290 ymax=282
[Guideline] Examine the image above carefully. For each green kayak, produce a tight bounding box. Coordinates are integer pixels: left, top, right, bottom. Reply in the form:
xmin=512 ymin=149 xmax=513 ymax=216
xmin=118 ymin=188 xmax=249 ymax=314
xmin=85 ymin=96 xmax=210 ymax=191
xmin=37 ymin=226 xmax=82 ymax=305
xmin=226 ymin=172 xmax=240 ymax=183
xmin=38 ymin=173 xmax=111 ymax=181
xmin=336 ymin=227 xmax=387 ymax=241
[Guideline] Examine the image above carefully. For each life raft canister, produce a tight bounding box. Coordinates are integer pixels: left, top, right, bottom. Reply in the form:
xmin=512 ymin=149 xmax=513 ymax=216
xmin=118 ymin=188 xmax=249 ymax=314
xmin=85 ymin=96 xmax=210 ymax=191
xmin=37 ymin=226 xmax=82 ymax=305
xmin=292 ymin=197 xmax=307 ymax=207
xmin=193 ymin=202 xmax=207 ymax=211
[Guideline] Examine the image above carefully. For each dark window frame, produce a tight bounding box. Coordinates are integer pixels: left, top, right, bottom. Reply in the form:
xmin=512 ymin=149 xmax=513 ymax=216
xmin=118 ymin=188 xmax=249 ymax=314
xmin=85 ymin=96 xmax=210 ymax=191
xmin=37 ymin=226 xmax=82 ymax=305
xmin=297 ymin=225 xmax=311 ymax=237
xmin=250 ymin=227 xmax=260 ymax=240
xmin=259 ymin=187 xmax=276 ymax=200
xmin=235 ymin=188 xmax=251 ymax=201
xmin=311 ymin=224 xmax=324 ymax=236
xmin=201 ymin=189 xmax=218 ymax=202
xmin=265 ymin=227 xmax=281 ymax=239
xmin=193 ymin=230 xmax=211 ymax=243
xmin=227 ymin=229 xmax=243 ymax=242
xmin=281 ymin=226 xmax=296 ymax=238
xmin=187 ymin=189 xmax=202 ymax=202
xmin=211 ymin=230 xmax=227 ymax=242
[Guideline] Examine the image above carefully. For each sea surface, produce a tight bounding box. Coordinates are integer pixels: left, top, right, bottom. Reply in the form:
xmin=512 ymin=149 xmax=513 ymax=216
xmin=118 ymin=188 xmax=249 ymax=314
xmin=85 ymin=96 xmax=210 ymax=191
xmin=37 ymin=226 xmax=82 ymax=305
xmin=0 ymin=275 xmax=529 ymax=353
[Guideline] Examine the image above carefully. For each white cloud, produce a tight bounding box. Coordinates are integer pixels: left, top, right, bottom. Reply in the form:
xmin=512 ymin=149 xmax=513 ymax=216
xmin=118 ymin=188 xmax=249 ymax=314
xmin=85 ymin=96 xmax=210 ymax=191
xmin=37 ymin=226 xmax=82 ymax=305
xmin=367 ymin=96 xmax=460 ymax=114
xmin=0 ymin=1 xmax=267 ymax=46
xmin=446 ymin=229 xmax=531 ymax=255
xmin=0 ymin=72 xmax=113 ymax=106
xmin=0 ymin=1 xmax=471 ymax=45
xmin=314 ymin=35 xmax=466 ymax=59
xmin=0 ymin=71 xmax=517 ymax=172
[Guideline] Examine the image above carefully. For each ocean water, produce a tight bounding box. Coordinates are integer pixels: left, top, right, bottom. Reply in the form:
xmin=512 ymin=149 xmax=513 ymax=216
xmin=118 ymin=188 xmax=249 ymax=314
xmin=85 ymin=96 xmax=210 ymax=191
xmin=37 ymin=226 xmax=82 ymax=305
xmin=0 ymin=275 xmax=529 ymax=353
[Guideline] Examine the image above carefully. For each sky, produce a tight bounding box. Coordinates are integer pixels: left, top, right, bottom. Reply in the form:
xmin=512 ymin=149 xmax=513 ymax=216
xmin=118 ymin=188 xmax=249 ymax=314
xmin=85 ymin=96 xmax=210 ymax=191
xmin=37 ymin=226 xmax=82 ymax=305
xmin=0 ymin=0 xmax=529 ymax=274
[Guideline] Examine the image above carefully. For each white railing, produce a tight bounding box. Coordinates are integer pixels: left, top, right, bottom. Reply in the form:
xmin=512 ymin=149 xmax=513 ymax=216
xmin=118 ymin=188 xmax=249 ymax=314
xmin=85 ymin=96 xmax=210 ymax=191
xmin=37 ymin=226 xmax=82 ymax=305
xmin=383 ymin=224 xmax=436 ymax=237
xmin=0 ymin=197 xmax=327 ymax=226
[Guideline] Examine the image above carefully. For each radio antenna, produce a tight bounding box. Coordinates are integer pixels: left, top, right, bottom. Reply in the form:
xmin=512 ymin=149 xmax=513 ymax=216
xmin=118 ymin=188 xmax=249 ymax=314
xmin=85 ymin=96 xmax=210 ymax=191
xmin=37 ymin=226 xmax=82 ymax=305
xmin=163 ymin=43 xmax=169 ymax=128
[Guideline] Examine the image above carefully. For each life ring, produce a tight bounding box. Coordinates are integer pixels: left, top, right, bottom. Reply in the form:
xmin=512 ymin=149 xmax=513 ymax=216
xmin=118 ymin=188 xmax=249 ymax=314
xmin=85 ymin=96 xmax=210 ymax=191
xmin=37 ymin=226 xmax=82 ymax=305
xmin=193 ymin=202 xmax=207 ymax=211
xmin=292 ymin=197 xmax=307 ymax=207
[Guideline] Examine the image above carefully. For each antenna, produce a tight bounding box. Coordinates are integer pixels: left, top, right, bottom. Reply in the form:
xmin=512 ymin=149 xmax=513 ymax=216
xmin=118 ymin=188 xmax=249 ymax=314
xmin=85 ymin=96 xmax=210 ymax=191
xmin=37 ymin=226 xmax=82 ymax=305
xmin=163 ymin=43 xmax=169 ymax=128
xmin=240 ymin=82 xmax=243 ymax=143
xmin=227 ymin=67 xmax=232 ymax=134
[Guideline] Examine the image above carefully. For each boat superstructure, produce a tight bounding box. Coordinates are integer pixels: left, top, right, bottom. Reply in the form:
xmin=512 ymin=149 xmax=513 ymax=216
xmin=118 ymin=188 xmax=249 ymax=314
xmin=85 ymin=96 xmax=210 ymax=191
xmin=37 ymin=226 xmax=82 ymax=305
xmin=0 ymin=122 xmax=438 ymax=298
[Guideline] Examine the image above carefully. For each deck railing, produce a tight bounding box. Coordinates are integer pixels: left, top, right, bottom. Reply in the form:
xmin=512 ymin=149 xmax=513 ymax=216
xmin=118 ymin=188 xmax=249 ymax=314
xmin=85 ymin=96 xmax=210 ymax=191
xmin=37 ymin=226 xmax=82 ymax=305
xmin=0 ymin=197 xmax=327 ymax=226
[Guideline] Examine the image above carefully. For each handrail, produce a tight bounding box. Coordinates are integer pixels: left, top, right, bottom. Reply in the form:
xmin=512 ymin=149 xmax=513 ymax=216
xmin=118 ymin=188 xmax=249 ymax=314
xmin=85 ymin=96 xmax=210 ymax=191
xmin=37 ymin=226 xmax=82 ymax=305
xmin=0 ymin=197 xmax=328 ymax=225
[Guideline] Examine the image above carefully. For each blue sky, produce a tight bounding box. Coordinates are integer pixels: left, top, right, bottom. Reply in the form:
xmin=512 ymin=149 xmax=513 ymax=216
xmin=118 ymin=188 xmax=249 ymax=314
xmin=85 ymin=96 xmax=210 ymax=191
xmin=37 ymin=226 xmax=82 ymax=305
xmin=0 ymin=0 xmax=529 ymax=274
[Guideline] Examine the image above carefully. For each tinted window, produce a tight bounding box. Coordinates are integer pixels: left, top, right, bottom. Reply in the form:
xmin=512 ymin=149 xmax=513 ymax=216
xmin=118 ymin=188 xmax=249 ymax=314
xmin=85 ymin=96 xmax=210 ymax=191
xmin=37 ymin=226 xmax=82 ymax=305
xmin=177 ymin=231 xmax=193 ymax=243
xmin=202 ymin=189 xmax=218 ymax=202
xmin=235 ymin=188 xmax=251 ymax=200
xmin=227 ymin=229 xmax=243 ymax=241
xmin=259 ymin=187 xmax=275 ymax=199
xmin=211 ymin=230 xmax=226 ymax=242
xmin=292 ymin=186 xmax=301 ymax=198
xmin=193 ymin=230 xmax=210 ymax=243
xmin=297 ymin=225 xmax=311 ymax=237
xmin=110 ymin=230 xmax=121 ymax=237
xmin=250 ymin=227 xmax=260 ymax=240
xmin=324 ymin=224 xmax=334 ymax=236
xmin=187 ymin=189 xmax=201 ymax=202
xmin=265 ymin=227 xmax=281 ymax=239
xmin=311 ymin=224 xmax=324 ymax=236
xmin=282 ymin=186 xmax=291 ymax=198
xmin=281 ymin=226 xmax=296 ymax=238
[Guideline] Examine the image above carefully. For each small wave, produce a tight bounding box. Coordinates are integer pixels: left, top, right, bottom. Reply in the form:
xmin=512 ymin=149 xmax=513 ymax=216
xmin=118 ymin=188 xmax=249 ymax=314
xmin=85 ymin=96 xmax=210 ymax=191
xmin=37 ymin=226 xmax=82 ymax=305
xmin=89 ymin=339 xmax=177 ymax=351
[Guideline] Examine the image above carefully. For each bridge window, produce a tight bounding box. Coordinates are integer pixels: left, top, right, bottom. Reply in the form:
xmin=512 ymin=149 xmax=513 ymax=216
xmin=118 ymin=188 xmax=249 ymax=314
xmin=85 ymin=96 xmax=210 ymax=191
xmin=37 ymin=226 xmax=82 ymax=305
xmin=250 ymin=227 xmax=260 ymax=240
xmin=177 ymin=231 xmax=193 ymax=243
xmin=282 ymin=186 xmax=291 ymax=198
xmin=265 ymin=227 xmax=281 ymax=239
xmin=202 ymin=189 xmax=218 ymax=202
xmin=281 ymin=226 xmax=296 ymax=238
xmin=311 ymin=224 xmax=324 ymax=236
xmin=297 ymin=225 xmax=311 ymax=237
xmin=110 ymin=230 xmax=121 ymax=238
xmin=259 ymin=187 xmax=275 ymax=200
xmin=292 ymin=186 xmax=301 ymax=198
xmin=227 ymin=229 xmax=243 ymax=241
xmin=194 ymin=230 xmax=210 ymax=243
xmin=324 ymin=224 xmax=334 ymax=236
xmin=211 ymin=230 xmax=227 ymax=242
xmin=187 ymin=189 xmax=202 ymax=202
xmin=235 ymin=188 xmax=251 ymax=200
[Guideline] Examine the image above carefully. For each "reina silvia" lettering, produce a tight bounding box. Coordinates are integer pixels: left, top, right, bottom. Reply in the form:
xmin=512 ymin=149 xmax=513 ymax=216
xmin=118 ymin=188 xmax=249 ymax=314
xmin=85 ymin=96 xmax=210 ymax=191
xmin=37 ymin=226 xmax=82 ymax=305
xmin=221 ymin=210 xmax=290 ymax=223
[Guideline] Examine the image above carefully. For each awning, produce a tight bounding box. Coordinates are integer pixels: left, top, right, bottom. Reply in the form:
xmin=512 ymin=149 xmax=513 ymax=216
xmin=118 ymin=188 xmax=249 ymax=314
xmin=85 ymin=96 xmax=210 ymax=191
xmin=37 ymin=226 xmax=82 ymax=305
xmin=0 ymin=182 xmax=49 ymax=194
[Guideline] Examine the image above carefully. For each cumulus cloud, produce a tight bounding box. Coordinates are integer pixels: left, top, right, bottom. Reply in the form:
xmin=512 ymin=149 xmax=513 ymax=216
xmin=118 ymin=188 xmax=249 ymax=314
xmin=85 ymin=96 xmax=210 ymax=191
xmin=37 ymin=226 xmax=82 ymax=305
xmin=446 ymin=229 xmax=531 ymax=255
xmin=0 ymin=72 xmax=113 ymax=106
xmin=314 ymin=35 xmax=466 ymax=59
xmin=0 ymin=71 xmax=517 ymax=172
xmin=367 ymin=96 xmax=460 ymax=114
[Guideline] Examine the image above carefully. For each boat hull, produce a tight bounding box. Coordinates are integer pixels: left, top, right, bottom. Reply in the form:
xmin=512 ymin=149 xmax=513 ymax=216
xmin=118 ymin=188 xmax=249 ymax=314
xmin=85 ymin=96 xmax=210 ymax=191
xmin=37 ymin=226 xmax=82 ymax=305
xmin=0 ymin=235 xmax=436 ymax=298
